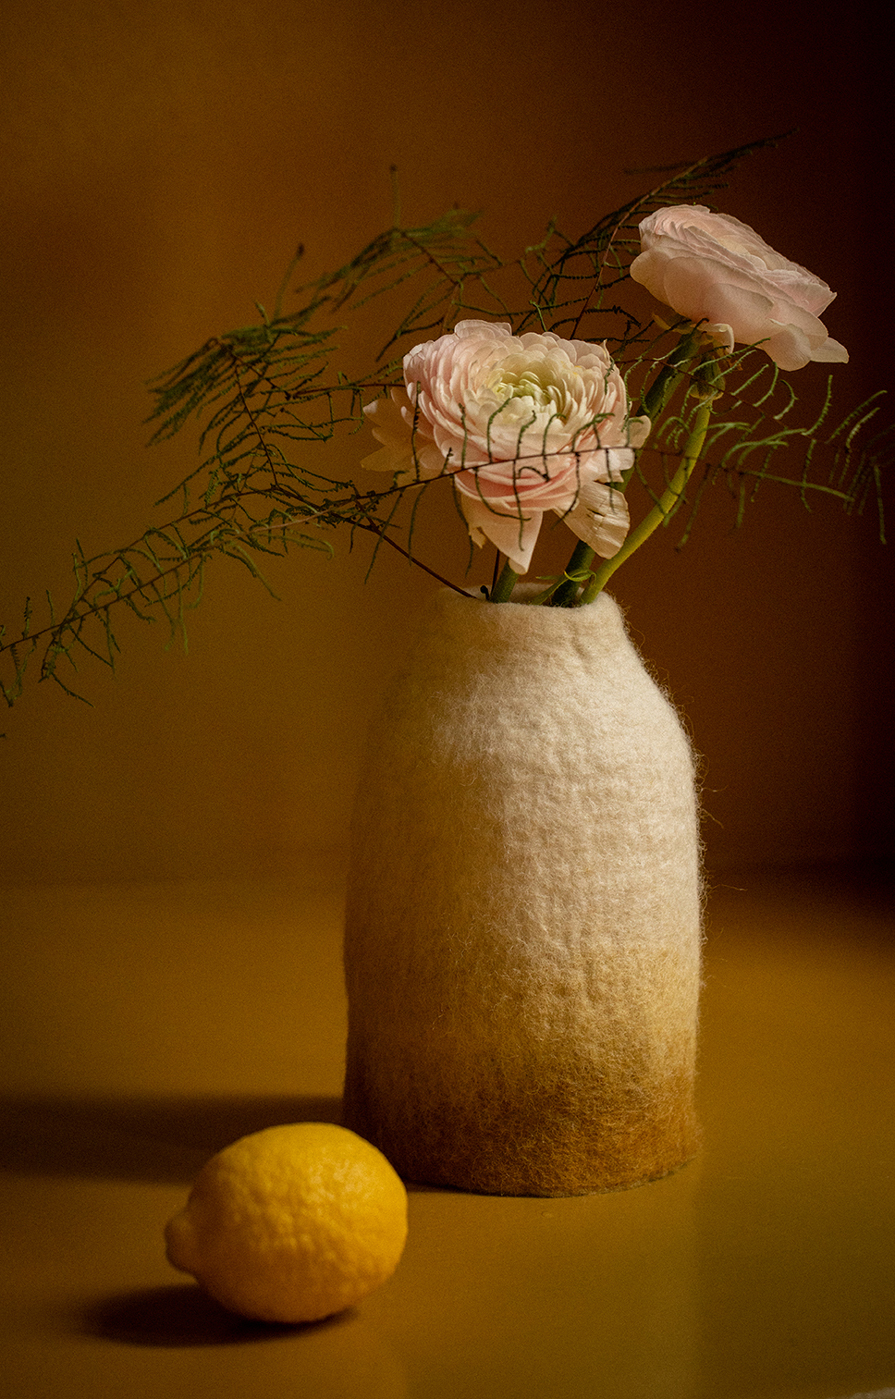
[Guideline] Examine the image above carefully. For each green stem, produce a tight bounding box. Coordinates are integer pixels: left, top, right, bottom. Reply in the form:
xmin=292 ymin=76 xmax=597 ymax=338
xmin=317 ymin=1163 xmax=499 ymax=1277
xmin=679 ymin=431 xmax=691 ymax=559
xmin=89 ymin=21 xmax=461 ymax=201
xmin=548 ymin=330 xmax=701 ymax=609
xmin=490 ymin=556 xmax=520 ymax=603
xmin=547 ymin=538 xmax=595 ymax=608
xmin=580 ymin=394 xmax=716 ymax=605
xmin=639 ymin=330 xmax=698 ymax=420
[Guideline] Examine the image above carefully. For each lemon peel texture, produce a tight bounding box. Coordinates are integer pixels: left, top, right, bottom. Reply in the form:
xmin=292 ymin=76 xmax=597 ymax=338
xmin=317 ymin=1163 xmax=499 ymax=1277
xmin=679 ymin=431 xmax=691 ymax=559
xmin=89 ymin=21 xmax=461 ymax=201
xmin=165 ymin=1122 xmax=408 ymax=1323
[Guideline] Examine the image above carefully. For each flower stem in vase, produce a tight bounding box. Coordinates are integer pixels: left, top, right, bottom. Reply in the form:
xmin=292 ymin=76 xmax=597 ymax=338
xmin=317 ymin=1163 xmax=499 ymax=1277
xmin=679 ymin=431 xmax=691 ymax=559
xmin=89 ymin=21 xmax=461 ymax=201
xmin=546 ymin=538 xmax=596 ymax=608
xmin=549 ymin=331 xmax=701 ymax=609
xmin=582 ymin=376 xmax=718 ymax=604
xmin=489 ymin=557 xmax=520 ymax=603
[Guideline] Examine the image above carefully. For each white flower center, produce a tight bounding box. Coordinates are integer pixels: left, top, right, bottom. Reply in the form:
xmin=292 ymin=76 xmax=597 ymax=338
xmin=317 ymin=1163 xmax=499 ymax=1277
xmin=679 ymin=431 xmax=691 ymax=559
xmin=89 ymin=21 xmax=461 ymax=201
xmin=488 ymin=363 xmax=572 ymax=420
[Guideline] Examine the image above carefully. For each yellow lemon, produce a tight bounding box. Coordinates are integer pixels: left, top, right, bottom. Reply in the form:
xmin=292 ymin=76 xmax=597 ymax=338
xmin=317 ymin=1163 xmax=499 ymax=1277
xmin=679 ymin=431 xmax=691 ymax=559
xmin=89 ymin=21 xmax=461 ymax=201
xmin=164 ymin=1122 xmax=408 ymax=1323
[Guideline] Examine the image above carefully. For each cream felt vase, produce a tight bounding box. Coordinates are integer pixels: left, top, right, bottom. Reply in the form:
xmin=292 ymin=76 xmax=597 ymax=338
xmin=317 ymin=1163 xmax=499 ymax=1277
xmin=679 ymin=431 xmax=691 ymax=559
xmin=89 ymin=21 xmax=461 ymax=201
xmin=342 ymin=587 xmax=702 ymax=1196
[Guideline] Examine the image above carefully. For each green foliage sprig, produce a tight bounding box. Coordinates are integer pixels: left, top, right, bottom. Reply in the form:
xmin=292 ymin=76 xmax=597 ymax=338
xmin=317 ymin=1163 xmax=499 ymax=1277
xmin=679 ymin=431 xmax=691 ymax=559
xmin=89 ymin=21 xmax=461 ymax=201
xmin=1 ymin=135 xmax=889 ymax=709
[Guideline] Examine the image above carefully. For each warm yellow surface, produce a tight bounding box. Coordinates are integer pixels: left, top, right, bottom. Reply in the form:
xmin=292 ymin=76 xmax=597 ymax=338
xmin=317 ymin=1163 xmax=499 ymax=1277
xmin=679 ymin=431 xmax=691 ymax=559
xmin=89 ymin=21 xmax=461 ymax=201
xmin=1 ymin=862 xmax=893 ymax=1399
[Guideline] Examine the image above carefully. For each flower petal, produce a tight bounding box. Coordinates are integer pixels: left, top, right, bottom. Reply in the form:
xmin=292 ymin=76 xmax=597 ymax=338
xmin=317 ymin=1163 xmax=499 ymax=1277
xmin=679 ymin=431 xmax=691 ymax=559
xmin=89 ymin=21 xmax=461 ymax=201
xmin=458 ymin=491 xmax=543 ymax=574
xmin=632 ymin=206 xmax=847 ymax=370
xmin=362 ymin=389 xmax=445 ymax=480
xmin=807 ymin=336 xmax=849 ymax=364
xmin=363 ymin=392 xmax=411 ymax=450
xmin=625 ymin=416 xmax=652 ymax=449
xmin=563 ymin=478 xmax=630 ymax=559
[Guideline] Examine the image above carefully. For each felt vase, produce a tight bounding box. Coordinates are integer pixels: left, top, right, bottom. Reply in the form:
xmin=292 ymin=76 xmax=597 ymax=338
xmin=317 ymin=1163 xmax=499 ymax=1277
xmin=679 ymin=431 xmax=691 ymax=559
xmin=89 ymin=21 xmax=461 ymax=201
xmin=342 ymin=587 xmax=702 ymax=1196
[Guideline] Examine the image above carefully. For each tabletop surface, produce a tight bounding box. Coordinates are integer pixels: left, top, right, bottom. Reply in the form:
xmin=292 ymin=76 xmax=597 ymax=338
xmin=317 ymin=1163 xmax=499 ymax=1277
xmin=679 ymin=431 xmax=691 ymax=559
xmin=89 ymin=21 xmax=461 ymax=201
xmin=2 ymin=859 xmax=893 ymax=1399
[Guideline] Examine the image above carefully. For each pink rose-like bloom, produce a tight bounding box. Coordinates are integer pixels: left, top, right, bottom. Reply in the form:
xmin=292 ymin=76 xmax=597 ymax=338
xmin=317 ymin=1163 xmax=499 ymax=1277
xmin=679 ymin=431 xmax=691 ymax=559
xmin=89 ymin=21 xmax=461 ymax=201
xmin=362 ymin=320 xmax=648 ymax=574
xmin=630 ymin=205 xmax=848 ymax=372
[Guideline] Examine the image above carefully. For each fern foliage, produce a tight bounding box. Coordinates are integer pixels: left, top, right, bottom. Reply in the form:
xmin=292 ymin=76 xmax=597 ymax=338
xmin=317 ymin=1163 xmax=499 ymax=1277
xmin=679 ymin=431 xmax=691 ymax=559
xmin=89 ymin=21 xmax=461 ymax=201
xmin=2 ymin=136 xmax=888 ymax=708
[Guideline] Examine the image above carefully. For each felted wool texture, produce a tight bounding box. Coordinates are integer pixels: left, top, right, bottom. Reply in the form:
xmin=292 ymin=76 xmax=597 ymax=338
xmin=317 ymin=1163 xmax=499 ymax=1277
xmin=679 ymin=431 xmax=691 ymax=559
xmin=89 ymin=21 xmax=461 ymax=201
xmin=343 ymin=589 xmax=702 ymax=1196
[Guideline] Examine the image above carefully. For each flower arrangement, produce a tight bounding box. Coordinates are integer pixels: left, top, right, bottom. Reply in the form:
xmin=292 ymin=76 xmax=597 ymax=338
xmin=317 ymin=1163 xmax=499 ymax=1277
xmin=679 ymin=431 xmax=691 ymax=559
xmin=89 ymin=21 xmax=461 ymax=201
xmin=0 ymin=136 xmax=888 ymax=706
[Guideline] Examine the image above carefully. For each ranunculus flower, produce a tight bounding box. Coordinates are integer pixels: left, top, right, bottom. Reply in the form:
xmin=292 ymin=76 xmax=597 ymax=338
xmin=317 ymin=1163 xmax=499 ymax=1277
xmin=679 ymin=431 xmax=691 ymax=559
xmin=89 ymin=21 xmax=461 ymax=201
xmin=630 ymin=205 xmax=848 ymax=372
xmin=362 ymin=320 xmax=648 ymax=574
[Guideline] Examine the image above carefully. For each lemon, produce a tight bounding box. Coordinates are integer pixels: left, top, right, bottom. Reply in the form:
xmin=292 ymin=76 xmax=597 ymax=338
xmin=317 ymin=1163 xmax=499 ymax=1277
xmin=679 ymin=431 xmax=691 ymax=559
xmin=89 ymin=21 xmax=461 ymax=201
xmin=164 ymin=1122 xmax=408 ymax=1323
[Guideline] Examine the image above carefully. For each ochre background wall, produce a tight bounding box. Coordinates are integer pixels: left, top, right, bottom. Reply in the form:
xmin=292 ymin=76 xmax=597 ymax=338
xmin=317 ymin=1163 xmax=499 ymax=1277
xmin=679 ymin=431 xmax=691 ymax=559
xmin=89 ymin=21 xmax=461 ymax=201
xmin=1 ymin=0 xmax=891 ymax=882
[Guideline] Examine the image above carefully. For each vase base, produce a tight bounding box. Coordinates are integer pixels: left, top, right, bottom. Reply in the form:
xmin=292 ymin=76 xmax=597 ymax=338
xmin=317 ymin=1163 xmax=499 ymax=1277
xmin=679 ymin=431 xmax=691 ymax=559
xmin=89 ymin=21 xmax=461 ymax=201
xmin=384 ymin=1151 xmax=700 ymax=1199
xmin=342 ymin=1074 xmax=700 ymax=1198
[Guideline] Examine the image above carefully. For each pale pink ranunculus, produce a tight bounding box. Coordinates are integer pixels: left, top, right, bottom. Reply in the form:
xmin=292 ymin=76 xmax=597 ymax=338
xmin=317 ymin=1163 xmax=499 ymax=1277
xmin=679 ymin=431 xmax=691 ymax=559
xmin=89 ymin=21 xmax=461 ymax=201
xmin=630 ymin=205 xmax=848 ymax=372
xmin=362 ymin=320 xmax=648 ymax=574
